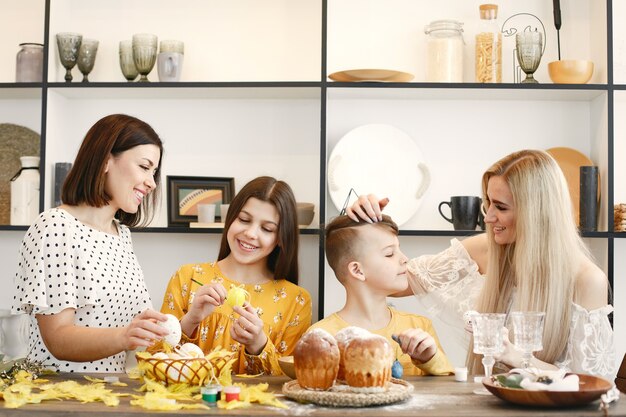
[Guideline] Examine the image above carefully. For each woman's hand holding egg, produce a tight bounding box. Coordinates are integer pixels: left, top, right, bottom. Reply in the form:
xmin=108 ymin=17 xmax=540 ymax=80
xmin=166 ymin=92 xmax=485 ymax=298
xmin=230 ymin=302 xmax=267 ymax=355
xmin=121 ymin=309 xmax=170 ymax=350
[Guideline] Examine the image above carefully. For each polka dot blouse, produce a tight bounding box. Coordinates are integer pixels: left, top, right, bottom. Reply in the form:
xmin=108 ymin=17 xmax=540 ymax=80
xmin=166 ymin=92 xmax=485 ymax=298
xmin=11 ymin=208 xmax=153 ymax=373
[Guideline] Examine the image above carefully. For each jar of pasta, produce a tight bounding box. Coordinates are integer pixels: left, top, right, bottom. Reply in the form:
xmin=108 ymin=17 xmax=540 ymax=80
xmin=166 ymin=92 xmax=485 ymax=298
xmin=424 ymin=20 xmax=464 ymax=82
xmin=475 ymin=4 xmax=501 ymax=83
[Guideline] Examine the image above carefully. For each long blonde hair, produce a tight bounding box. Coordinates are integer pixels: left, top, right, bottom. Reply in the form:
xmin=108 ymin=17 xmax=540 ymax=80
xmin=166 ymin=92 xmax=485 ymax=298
xmin=467 ymin=150 xmax=590 ymax=374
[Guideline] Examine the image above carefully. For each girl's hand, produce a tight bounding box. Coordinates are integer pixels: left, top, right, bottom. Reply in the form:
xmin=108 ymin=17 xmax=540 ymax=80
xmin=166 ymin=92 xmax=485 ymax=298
xmin=346 ymin=194 xmax=389 ymax=223
xmin=230 ymin=302 xmax=268 ymax=355
xmin=186 ymin=282 xmax=227 ymax=325
xmin=121 ymin=309 xmax=170 ymax=350
xmin=396 ymin=328 xmax=437 ymax=364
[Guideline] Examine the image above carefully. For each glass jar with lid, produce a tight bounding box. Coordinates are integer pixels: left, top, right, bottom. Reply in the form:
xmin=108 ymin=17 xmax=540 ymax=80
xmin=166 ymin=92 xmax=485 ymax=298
xmin=424 ymin=20 xmax=464 ymax=82
xmin=16 ymin=43 xmax=44 ymax=82
xmin=475 ymin=4 xmax=502 ymax=83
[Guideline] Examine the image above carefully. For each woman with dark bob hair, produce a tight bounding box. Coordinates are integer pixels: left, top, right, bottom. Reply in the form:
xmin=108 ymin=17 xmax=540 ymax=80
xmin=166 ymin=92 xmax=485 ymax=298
xmin=160 ymin=176 xmax=312 ymax=375
xmin=13 ymin=114 xmax=170 ymax=373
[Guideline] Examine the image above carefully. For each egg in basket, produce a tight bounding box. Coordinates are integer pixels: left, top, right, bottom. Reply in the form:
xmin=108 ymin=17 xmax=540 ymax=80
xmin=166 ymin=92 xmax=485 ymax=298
xmin=135 ymin=314 xmax=235 ymax=386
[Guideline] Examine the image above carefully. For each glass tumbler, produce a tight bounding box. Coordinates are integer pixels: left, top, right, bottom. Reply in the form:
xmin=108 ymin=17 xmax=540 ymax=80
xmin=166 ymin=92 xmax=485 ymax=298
xmin=132 ymin=33 xmax=158 ymax=82
xmin=516 ymin=31 xmax=543 ymax=84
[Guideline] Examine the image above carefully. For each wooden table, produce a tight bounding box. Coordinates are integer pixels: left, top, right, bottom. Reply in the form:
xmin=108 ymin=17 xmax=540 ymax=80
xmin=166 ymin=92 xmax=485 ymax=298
xmin=0 ymin=373 xmax=623 ymax=417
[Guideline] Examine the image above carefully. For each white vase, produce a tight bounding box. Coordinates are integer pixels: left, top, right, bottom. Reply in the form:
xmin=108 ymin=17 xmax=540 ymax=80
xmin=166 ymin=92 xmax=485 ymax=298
xmin=10 ymin=156 xmax=40 ymax=225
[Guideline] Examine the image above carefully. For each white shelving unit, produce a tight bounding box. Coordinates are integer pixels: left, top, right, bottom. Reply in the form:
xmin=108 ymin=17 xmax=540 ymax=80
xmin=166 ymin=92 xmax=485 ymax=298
xmin=0 ymin=0 xmax=623 ymax=368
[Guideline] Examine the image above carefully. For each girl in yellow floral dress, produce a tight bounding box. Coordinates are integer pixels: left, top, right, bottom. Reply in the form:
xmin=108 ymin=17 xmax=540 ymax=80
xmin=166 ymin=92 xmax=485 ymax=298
xmin=160 ymin=176 xmax=311 ymax=375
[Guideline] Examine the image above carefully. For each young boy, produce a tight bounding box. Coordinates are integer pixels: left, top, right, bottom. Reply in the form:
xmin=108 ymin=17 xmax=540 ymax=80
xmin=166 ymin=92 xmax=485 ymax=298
xmin=310 ymin=214 xmax=453 ymax=376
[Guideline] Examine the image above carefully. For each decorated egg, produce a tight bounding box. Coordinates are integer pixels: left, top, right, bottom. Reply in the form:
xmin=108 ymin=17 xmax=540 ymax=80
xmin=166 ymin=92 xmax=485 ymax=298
xmin=226 ymin=286 xmax=249 ymax=308
xmin=391 ymin=359 xmax=403 ymax=379
xmin=158 ymin=313 xmax=182 ymax=346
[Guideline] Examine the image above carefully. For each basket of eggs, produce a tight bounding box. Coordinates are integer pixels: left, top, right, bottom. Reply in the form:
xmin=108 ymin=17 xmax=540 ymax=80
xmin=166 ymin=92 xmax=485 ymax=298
xmin=136 ymin=314 xmax=234 ymax=386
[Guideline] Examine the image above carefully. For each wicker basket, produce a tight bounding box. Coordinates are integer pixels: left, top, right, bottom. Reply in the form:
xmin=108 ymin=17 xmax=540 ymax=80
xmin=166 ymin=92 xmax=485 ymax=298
xmin=136 ymin=352 xmax=234 ymax=386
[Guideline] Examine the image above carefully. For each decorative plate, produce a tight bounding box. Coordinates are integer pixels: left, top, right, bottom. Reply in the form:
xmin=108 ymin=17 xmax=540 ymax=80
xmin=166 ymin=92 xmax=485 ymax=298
xmin=282 ymin=378 xmax=413 ymax=407
xmin=0 ymin=123 xmax=40 ymax=225
xmin=328 ymin=124 xmax=430 ymax=226
xmin=546 ymin=147 xmax=599 ymax=227
xmin=482 ymin=373 xmax=612 ymax=407
xmin=328 ymin=69 xmax=414 ymax=83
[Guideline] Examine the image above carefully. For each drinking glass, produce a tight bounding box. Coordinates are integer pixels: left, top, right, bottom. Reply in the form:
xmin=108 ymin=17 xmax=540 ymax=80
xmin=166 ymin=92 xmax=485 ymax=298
xmin=119 ymin=40 xmax=138 ymax=81
xmin=132 ymin=33 xmax=158 ymax=82
xmin=77 ymin=39 xmax=99 ymax=82
xmin=516 ymin=31 xmax=543 ymax=84
xmin=509 ymin=311 xmax=545 ymax=369
xmin=56 ymin=32 xmax=82 ymax=82
xmin=471 ymin=313 xmax=506 ymax=395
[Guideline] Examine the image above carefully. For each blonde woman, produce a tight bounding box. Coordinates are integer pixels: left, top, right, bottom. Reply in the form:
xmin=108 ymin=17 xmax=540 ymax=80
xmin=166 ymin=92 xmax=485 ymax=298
xmin=347 ymin=150 xmax=616 ymax=379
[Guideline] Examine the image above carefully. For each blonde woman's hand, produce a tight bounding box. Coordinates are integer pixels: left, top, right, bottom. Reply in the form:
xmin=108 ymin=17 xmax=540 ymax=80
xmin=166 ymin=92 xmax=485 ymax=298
xmin=396 ymin=328 xmax=437 ymax=364
xmin=494 ymin=327 xmax=524 ymax=369
xmin=230 ymin=303 xmax=268 ymax=355
xmin=121 ymin=309 xmax=170 ymax=350
xmin=185 ymin=282 xmax=227 ymax=325
xmin=346 ymin=194 xmax=389 ymax=223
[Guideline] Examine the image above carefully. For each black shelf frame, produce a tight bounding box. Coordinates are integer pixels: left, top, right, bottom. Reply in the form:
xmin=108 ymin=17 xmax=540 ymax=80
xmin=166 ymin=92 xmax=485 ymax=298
xmin=0 ymin=0 xmax=620 ymax=320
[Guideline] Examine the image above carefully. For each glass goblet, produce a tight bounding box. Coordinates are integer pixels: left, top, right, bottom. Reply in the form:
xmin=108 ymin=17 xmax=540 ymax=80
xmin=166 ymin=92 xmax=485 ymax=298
xmin=56 ymin=32 xmax=82 ymax=82
xmin=77 ymin=39 xmax=99 ymax=82
xmin=516 ymin=31 xmax=543 ymax=84
xmin=471 ymin=313 xmax=506 ymax=395
xmin=132 ymin=33 xmax=158 ymax=82
xmin=119 ymin=40 xmax=138 ymax=82
xmin=509 ymin=311 xmax=545 ymax=369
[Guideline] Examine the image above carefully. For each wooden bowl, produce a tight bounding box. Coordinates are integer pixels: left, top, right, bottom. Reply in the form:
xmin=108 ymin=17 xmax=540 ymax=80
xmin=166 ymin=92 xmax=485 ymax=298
xmin=483 ymin=373 xmax=612 ymax=407
xmin=278 ymin=355 xmax=296 ymax=379
xmin=296 ymin=202 xmax=315 ymax=227
xmin=548 ymin=60 xmax=594 ymax=84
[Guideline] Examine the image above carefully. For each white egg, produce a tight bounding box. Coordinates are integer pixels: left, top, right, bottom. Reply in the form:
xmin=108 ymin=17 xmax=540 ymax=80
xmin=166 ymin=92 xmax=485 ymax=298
xmin=158 ymin=313 xmax=182 ymax=346
xmin=178 ymin=343 xmax=204 ymax=358
xmin=152 ymin=352 xmax=169 ymax=360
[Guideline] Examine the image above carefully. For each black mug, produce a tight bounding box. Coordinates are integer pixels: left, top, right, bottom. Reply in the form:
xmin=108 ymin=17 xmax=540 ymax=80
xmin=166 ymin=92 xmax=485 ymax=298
xmin=438 ymin=196 xmax=482 ymax=230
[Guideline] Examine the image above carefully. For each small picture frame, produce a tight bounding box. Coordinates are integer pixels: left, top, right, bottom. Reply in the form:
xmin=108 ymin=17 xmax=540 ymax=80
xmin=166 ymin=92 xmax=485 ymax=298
xmin=166 ymin=175 xmax=235 ymax=227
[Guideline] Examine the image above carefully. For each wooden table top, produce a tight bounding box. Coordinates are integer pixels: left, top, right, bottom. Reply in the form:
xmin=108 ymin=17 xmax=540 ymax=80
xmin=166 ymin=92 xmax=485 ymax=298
xmin=0 ymin=373 xmax=623 ymax=417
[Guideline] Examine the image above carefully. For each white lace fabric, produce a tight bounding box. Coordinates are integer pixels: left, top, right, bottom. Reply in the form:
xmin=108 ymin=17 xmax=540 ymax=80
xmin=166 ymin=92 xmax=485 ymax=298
xmin=407 ymin=239 xmax=617 ymax=381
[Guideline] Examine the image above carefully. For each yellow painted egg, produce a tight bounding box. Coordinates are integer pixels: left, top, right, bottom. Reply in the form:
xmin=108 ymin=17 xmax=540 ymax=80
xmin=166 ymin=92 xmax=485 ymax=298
xmin=152 ymin=352 xmax=169 ymax=360
xmin=226 ymin=286 xmax=248 ymax=308
xmin=158 ymin=313 xmax=182 ymax=346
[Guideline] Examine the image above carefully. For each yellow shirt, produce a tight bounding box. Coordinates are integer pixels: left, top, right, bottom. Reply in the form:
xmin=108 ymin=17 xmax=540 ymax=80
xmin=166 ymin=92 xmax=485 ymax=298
xmin=160 ymin=262 xmax=312 ymax=375
xmin=310 ymin=307 xmax=454 ymax=376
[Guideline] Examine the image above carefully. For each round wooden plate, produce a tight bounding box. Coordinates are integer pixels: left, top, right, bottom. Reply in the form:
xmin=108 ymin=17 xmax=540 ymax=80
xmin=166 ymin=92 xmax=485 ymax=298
xmin=546 ymin=147 xmax=599 ymax=227
xmin=328 ymin=69 xmax=414 ymax=82
xmin=482 ymin=373 xmax=612 ymax=407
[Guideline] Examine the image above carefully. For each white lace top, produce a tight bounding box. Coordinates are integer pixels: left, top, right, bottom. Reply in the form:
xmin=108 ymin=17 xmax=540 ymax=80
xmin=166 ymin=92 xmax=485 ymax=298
xmin=407 ymin=238 xmax=616 ymax=380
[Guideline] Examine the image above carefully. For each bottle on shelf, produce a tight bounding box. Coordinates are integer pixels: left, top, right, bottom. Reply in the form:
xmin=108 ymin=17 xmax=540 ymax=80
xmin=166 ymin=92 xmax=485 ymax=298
xmin=475 ymin=4 xmax=502 ymax=83
xmin=424 ymin=19 xmax=464 ymax=82
xmin=15 ymin=43 xmax=44 ymax=82
xmin=10 ymin=156 xmax=40 ymax=226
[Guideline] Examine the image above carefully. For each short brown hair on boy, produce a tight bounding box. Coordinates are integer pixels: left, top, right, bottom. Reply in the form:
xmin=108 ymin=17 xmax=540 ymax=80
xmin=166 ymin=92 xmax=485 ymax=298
xmin=325 ymin=214 xmax=398 ymax=281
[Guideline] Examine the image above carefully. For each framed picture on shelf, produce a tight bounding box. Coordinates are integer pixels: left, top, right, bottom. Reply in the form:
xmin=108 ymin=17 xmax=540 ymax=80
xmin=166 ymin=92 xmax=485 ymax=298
xmin=166 ymin=175 xmax=235 ymax=227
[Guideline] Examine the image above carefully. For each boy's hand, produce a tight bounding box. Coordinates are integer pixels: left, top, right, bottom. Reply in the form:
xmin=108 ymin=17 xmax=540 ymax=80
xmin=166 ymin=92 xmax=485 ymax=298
xmin=395 ymin=329 xmax=437 ymax=364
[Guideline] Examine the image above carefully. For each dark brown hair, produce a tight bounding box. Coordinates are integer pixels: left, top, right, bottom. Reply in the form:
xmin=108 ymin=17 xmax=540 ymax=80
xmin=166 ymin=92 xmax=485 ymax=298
xmin=61 ymin=114 xmax=163 ymax=227
xmin=217 ymin=176 xmax=299 ymax=284
xmin=325 ymin=214 xmax=398 ymax=279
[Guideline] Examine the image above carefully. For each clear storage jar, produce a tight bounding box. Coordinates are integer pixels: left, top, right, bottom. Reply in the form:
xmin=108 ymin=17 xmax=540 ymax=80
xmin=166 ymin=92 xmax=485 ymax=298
xmin=424 ymin=20 xmax=464 ymax=82
xmin=475 ymin=4 xmax=502 ymax=83
xmin=16 ymin=43 xmax=44 ymax=82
